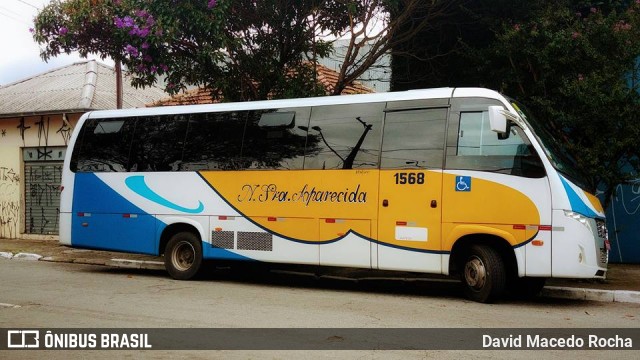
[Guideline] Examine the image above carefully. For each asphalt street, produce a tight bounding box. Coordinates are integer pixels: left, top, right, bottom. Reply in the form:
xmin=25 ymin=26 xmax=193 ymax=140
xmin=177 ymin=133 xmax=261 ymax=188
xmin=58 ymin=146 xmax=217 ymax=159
xmin=1 ymin=259 xmax=639 ymax=359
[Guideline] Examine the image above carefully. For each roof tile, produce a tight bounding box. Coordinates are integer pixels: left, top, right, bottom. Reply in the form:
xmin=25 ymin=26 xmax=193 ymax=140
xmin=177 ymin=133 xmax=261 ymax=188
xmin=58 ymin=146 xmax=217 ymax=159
xmin=150 ymin=63 xmax=374 ymax=107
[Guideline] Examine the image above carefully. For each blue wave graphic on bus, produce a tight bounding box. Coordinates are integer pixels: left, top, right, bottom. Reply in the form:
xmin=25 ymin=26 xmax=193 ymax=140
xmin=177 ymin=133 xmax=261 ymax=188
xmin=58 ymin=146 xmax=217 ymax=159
xmin=125 ymin=175 xmax=204 ymax=214
xmin=559 ymin=176 xmax=598 ymax=218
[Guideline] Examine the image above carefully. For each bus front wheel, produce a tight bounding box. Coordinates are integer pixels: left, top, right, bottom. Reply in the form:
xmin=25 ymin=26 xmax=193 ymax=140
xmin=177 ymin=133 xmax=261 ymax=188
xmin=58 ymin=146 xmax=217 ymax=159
xmin=461 ymin=245 xmax=506 ymax=303
xmin=165 ymin=231 xmax=203 ymax=280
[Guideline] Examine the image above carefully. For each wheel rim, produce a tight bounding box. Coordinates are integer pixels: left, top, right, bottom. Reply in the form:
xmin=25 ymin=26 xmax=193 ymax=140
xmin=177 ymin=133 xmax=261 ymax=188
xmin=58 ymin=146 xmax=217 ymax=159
xmin=464 ymin=256 xmax=487 ymax=290
xmin=171 ymin=241 xmax=195 ymax=271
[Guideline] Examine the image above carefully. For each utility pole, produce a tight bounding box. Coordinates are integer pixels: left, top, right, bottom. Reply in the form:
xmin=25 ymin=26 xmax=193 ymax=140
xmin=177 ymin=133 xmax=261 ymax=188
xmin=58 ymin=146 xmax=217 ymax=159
xmin=115 ymin=59 xmax=123 ymax=109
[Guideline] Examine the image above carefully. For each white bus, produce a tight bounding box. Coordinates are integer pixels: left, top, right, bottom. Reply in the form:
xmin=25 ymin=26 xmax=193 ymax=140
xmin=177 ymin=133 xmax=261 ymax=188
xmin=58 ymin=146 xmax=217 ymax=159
xmin=59 ymin=88 xmax=609 ymax=303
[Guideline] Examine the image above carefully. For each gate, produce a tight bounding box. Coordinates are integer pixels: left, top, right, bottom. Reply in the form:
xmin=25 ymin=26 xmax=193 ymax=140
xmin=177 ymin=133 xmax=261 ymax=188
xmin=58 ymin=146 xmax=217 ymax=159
xmin=23 ymin=147 xmax=66 ymax=235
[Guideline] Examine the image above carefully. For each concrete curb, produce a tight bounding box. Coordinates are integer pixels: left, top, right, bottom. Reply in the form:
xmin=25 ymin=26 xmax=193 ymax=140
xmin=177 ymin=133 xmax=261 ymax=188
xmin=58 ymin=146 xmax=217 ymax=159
xmin=40 ymin=256 xmax=71 ymax=263
xmin=74 ymin=258 xmax=111 ymax=266
xmin=3 ymin=251 xmax=164 ymax=271
xmin=3 ymin=250 xmax=640 ymax=303
xmin=542 ymin=286 xmax=640 ymax=304
xmin=13 ymin=253 xmax=43 ymax=261
xmin=611 ymin=290 xmax=640 ymax=304
xmin=108 ymin=258 xmax=165 ymax=271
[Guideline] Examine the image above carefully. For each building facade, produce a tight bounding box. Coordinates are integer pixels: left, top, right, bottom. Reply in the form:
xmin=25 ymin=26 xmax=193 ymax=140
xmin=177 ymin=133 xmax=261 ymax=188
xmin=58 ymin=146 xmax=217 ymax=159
xmin=0 ymin=60 xmax=166 ymax=239
xmin=317 ymin=39 xmax=391 ymax=93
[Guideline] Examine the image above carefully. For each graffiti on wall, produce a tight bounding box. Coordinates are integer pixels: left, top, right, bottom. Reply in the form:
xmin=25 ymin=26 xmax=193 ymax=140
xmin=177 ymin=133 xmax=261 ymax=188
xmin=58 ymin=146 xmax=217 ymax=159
xmin=0 ymin=202 xmax=19 ymax=239
xmin=25 ymin=164 xmax=61 ymax=235
xmin=0 ymin=166 xmax=20 ymax=238
xmin=4 ymin=115 xmax=73 ymax=237
xmin=57 ymin=115 xmax=73 ymax=145
xmin=614 ymin=181 xmax=640 ymax=215
xmin=36 ymin=116 xmax=50 ymax=147
xmin=16 ymin=115 xmax=73 ymax=146
xmin=17 ymin=117 xmax=31 ymax=144
xmin=607 ymin=181 xmax=640 ymax=263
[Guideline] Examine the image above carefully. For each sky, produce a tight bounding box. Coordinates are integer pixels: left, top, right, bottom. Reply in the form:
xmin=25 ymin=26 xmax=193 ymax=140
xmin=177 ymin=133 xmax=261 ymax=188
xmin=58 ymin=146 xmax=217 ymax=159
xmin=0 ymin=0 xmax=109 ymax=86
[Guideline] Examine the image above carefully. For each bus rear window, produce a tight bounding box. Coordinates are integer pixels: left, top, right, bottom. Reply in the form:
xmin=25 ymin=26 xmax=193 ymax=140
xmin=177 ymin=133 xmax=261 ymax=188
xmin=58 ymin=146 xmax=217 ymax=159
xmin=72 ymin=118 xmax=137 ymax=172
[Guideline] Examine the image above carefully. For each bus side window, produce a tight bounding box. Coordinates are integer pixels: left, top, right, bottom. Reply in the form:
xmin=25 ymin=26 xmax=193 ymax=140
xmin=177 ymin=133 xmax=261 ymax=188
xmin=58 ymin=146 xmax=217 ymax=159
xmin=128 ymin=115 xmax=189 ymax=172
xmin=243 ymin=107 xmax=310 ymax=170
xmin=380 ymin=108 xmax=447 ymax=169
xmin=72 ymin=117 xmax=137 ymax=172
xmin=303 ymin=103 xmax=383 ymax=170
xmin=446 ymin=111 xmax=545 ymax=178
xmin=182 ymin=112 xmax=246 ymax=171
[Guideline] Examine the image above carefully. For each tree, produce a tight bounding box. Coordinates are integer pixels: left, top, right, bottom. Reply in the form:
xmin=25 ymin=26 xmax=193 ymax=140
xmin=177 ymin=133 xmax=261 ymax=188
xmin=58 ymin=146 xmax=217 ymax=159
xmin=33 ymin=0 xmax=129 ymax=107
xmin=33 ymin=1 xmax=458 ymax=102
xmin=390 ymin=0 xmax=543 ymax=90
xmin=475 ymin=0 xmax=640 ymax=199
xmin=391 ymin=0 xmax=640 ymax=200
xmin=322 ymin=0 xmax=460 ymax=95
xmin=33 ymin=0 xmax=333 ymax=102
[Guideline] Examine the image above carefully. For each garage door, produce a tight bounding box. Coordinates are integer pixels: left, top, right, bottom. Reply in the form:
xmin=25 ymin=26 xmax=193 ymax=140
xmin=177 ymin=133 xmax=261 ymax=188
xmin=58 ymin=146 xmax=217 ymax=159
xmin=23 ymin=147 xmax=66 ymax=235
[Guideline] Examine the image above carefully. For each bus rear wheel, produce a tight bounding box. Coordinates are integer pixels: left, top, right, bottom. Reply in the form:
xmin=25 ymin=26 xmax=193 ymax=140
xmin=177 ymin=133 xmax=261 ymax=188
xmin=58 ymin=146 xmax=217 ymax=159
xmin=165 ymin=231 xmax=203 ymax=280
xmin=461 ymin=245 xmax=506 ymax=303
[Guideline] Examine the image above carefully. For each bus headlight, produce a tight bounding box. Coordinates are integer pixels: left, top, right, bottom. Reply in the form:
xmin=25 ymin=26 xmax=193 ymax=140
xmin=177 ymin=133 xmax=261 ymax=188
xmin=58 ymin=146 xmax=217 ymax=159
xmin=563 ymin=210 xmax=592 ymax=232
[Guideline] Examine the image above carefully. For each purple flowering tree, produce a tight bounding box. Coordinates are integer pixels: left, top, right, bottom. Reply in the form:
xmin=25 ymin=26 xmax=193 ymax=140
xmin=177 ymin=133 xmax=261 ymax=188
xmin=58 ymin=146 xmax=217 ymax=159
xmin=33 ymin=0 xmax=130 ymax=106
xmin=32 ymin=0 xmax=333 ymax=101
xmin=33 ymin=0 xmax=456 ymax=102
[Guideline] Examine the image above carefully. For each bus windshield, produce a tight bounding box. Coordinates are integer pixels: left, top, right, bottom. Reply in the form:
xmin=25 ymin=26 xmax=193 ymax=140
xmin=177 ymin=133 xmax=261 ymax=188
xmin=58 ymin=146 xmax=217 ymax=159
xmin=510 ymin=100 xmax=593 ymax=192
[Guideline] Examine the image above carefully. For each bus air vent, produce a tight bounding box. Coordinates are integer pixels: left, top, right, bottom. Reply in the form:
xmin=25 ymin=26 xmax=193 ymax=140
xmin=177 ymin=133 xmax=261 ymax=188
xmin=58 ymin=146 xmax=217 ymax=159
xmin=237 ymin=232 xmax=273 ymax=251
xmin=211 ymin=231 xmax=234 ymax=249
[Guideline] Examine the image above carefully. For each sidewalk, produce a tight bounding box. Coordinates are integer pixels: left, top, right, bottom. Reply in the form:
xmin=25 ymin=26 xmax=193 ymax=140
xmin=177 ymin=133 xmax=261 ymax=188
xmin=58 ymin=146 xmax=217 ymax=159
xmin=1 ymin=237 xmax=639 ymax=303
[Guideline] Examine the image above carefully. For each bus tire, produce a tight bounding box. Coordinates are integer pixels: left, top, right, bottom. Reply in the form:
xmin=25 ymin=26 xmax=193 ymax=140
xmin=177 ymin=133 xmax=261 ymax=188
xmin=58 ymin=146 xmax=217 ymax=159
xmin=461 ymin=245 xmax=506 ymax=303
xmin=164 ymin=231 xmax=203 ymax=280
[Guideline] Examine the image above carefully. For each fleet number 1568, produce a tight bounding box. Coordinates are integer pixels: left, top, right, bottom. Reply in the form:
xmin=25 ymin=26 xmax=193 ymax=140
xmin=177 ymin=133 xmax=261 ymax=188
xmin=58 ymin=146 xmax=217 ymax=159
xmin=394 ymin=172 xmax=425 ymax=185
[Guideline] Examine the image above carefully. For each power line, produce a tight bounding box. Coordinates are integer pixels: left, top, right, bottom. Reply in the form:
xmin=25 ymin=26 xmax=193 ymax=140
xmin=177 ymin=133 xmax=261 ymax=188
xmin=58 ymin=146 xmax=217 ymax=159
xmin=2 ymin=1 xmax=39 ymax=27
xmin=0 ymin=4 xmax=25 ymax=18
xmin=2 ymin=0 xmax=38 ymax=26
xmin=15 ymin=0 xmax=39 ymax=10
xmin=0 ymin=10 xmax=30 ymax=26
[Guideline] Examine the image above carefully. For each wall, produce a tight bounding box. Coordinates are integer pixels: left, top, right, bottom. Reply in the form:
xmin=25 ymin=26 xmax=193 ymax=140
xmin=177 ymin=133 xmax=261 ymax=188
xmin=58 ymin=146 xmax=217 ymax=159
xmin=0 ymin=113 xmax=80 ymax=239
xmin=607 ymin=181 xmax=640 ymax=263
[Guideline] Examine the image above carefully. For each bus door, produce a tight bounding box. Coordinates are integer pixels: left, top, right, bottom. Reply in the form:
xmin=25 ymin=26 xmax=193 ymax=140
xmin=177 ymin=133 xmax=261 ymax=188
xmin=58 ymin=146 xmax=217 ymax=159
xmin=442 ymin=99 xmax=551 ymax=276
xmin=377 ymin=107 xmax=448 ymax=273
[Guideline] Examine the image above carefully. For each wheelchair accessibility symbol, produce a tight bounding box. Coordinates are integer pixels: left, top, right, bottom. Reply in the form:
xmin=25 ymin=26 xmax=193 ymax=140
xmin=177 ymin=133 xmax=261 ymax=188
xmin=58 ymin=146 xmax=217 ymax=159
xmin=456 ymin=176 xmax=471 ymax=192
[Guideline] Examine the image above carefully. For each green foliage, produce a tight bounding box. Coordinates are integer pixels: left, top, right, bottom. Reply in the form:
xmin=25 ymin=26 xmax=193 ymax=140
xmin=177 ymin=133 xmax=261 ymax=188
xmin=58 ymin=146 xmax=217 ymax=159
xmin=392 ymin=0 xmax=640 ymax=199
xmin=32 ymin=0 xmax=123 ymax=61
xmin=473 ymin=0 xmax=640 ymax=195
xmin=32 ymin=0 xmax=341 ymax=101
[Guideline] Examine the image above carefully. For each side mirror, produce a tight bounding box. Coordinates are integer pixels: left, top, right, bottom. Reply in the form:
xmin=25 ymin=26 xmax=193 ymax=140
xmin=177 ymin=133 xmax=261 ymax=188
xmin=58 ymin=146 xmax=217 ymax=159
xmin=488 ymin=106 xmax=508 ymax=134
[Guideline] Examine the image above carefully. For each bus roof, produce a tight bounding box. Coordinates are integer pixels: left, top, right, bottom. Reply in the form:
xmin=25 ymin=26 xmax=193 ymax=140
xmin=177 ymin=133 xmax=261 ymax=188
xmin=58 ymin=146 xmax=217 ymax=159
xmin=86 ymin=87 xmax=504 ymax=119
